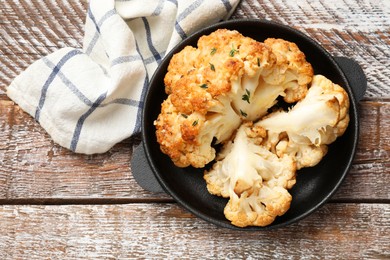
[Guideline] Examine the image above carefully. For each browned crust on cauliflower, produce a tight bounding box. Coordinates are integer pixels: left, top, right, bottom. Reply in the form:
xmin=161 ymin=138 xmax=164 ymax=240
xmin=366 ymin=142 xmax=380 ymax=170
xmin=155 ymin=96 xmax=212 ymax=168
xmin=165 ymin=29 xmax=275 ymax=112
xmin=264 ymin=38 xmax=313 ymax=102
xmin=155 ymin=29 xmax=315 ymax=168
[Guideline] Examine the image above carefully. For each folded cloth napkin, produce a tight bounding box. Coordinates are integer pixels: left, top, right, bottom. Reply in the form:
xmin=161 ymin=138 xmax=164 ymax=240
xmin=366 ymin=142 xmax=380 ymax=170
xmin=7 ymin=0 xmax=240 ymax=154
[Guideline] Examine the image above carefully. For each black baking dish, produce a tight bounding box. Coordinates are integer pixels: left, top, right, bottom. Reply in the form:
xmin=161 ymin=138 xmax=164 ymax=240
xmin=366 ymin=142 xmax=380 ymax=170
xmin=131 ymin=19 xmax=367 ymax=230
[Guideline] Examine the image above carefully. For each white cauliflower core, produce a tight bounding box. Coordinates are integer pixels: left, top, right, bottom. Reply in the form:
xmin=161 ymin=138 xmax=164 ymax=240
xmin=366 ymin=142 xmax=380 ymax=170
xmin=155 ymin=29 xmax=350 ymax=227
xmin=204 ymin=75 xmax=350 ymax=227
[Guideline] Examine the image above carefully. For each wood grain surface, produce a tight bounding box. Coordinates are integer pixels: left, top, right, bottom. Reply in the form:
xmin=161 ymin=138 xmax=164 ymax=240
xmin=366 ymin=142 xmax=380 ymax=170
xmin=1 ymin=203 xmax=389 ymax=259
xmin=1 ymin=0 xmax=389 ymax=259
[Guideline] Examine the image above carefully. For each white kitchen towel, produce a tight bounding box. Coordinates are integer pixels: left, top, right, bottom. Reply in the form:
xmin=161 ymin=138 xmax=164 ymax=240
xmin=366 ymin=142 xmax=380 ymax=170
xmin=7 ymin=0 xmax=240 ymax=154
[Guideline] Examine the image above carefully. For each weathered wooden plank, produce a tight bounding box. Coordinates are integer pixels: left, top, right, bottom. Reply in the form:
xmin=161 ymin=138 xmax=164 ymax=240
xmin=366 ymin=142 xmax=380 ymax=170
xmin=1 ymin=0 xmax=389 ymax=98
xmin=333 ymin=100 xmax=390 ymax=200
xmin=355 ymin=101 xmax=390 ymax=163
xmin=0 ymin=99 xmax=389 ymax=201
xmin=0 ymin=0 xmax=87 ymax=89
xmin=0 ymin=101 xmax=159 ymax=200
xmin=0 ymin=203 xmax=388 ymax=259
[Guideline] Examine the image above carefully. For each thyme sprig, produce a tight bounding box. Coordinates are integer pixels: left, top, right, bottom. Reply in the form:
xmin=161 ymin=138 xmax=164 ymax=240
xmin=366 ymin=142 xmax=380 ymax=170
xmin=229 ymin=44 xmax=238 ymax=57
xmin=242 ymin=89 xmax=251 ymax=104
xmin=240 ymin=110 xmax=247 ymax=117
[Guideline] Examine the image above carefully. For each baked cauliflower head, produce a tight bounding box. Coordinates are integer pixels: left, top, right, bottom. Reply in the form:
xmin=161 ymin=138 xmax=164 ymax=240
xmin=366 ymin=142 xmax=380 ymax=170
xmin=154 ymin=29 xmax=350 ymax=227
xmin=204 ymin=75 xmax=350 ymax=227
xmin=155 ymin=29 xmax=313 ymax=168
xmin=204 ymin=122 xmax=297 ymax=227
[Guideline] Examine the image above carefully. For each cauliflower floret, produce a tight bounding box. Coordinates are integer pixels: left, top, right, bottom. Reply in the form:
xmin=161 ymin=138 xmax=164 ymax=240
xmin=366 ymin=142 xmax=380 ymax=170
xmin=232 ymin=38 xmax=313 ymax=121
xmin=204 ymin=123 xmax=297 ymax=227
xmin=155 ymin=95 xmax=241 ymax=168
xmin=256 ymin=74 xmax=350 ymax=169
xmin=156 ymin=29 xmax=314 ymax=168
xmin=204 ymin=122 xmax=296 ymax=227
xmin=264 ymin=38 xmax=314 ymax=103
xmin=224 ymin=184 xmax=292 ymax=227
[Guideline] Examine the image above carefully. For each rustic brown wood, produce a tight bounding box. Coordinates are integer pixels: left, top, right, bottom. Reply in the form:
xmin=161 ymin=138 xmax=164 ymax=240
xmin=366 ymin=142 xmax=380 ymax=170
xmin=0 ymin=0 xmax=389 ymax=258
xmin=1 ymin=99 xmax=388 ymax=201
xmin=0 ymin=203 xmax=389 ymax=259
xmin=0 ymin=1 xmax=88 ymax=94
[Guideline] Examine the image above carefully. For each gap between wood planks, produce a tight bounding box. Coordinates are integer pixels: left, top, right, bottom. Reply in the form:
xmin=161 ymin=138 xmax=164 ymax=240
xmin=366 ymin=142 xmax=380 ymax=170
xmin=0 ymin=197 xmax=174 ymax=205
xmin=0 ymin=197 xmax=388 ymax=205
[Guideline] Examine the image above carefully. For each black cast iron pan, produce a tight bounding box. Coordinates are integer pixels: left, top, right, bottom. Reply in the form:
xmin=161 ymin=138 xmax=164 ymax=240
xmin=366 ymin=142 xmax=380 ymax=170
xmin=131 ymin=19 xmax=367 ymax=230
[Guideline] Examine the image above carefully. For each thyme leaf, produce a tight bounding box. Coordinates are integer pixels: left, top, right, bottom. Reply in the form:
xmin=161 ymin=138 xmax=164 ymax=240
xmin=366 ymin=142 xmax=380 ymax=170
xmin=210 ymin=63 xmax=215 ymax=71
xmin=242 ymin=89 xmax=251 ymax=104
xmin=240 ymin=110 xmax=247 ymax=117
xmin=229 ymin=44 xmax=238 ymax=57
xmin=192 ymin=119 xmax=199 ymax=126
xmin=200 ymin=83 xmax=208 ymax=89
xmin=210 ymin=47 xmax=217 ymax=55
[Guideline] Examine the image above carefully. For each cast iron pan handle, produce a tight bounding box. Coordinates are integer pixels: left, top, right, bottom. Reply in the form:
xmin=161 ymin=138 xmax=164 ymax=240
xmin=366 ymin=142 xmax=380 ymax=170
xmin=334 ymin=57 xmax=367 ymax=102
xmin=131 ymin=140 xmax=165 ymax=193
xmin=131 ymin=57 xmax=367 ymax=193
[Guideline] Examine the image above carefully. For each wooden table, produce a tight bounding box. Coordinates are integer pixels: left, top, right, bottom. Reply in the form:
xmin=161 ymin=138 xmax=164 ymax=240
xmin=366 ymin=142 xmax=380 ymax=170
xmin=1 ymin=0 xmax=389 ymax=258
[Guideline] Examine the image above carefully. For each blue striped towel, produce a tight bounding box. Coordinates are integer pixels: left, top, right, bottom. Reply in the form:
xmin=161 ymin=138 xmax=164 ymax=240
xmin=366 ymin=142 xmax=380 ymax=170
xmin=7 ymin=0 xmax=240 ymax=154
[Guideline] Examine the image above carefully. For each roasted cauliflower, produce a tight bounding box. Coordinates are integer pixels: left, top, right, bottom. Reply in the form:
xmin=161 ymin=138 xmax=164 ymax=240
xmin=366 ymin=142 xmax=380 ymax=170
xmin=204 ymin=74 xmax=350 ymax=227
xmin=154 ymin=29 xmax=350 ymax=227
xmin=155 ymin=29 xmax=313 ymax=168
xmin=257 ymin=74 xmax=350 ymax=169
xmin=204 ymin=122 xmax=297 ymax=227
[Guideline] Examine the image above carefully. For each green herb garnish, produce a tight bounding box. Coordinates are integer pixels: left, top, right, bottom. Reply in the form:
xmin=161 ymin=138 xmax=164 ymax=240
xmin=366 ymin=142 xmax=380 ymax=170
xmin=210 ymin=47 xmax=217 ymax=55
xmin=240 ymin=110 xmax=247 ymax=117
xmin=200 ymin=83 xmax=208 ymax=89
xmin=210 ymin=63 xmax=215 ymax=71
xmin=229 ymin=44 xmax=238 ymax=57
xmin=242 ymin=89 xmax=251 ymax=104
xmin=257 ymin=57 xmax=261 ymax=66
xmin=192 ymin=119 xmax=199 ymax=126
xmin=181 ymin=114 xmax=188 ymax=118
